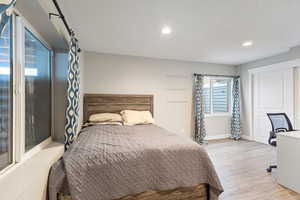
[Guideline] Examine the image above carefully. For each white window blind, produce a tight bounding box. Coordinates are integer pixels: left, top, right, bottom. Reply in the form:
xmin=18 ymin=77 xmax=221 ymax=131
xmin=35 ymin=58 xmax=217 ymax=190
xmin=212 ymin=79 xmax=230 ymax=113
xmin=203 ymin=77 xmax=232 ymax=115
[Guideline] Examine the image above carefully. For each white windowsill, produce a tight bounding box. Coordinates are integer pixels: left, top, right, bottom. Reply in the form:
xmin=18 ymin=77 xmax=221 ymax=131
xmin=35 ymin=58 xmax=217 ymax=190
xmin=0 ymin=137 xmax=53 ymax=176
xmin=22 ymin=137 xmax=52 ymax=162
xmin=0 ymin=138 xmax=63 ymax=177
xmin=0 ymin=163 xmax=16 ymax=177
xmin=205 ymin=113 xmax=232 ymax=117
xmin=0 ymin=141 xmax=64 ymax=200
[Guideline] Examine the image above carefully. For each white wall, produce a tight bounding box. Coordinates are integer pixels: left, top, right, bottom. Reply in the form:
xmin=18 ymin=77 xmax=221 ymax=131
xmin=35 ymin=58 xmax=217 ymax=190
xmin=83 ymin=52 xmax=237 ymax=138
xmin=294 ymin=68 xmax=300 ymax=129
xmin=238 ymin=46 xmax=300 ymax=137
xmin=0 ymin=143 xmax=64 ymax=200
xmin=53 ymin=52 xmax=68 ymax=142
xmin=205 ymin=116 xmax=232 ymax=139
xmin=79 ymin=51 xmax=85 ymax=130
xmin=17 ymin=0 xmax=68 ymax=50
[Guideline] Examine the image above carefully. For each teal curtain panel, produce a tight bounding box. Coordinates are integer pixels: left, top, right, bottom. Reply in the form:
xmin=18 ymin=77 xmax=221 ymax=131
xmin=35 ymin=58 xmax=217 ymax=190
xmin=65 ymin=36 xmax=80 ymax=150
xmin=194 ymin=74 xmax=206 ymax=143
xmin=231 ymin=77 xmax=241 ymax=140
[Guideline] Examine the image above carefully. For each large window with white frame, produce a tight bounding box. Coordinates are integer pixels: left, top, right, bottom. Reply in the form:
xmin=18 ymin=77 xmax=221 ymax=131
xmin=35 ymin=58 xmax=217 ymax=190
xmin=203 ymin=77 xmax=232 ymax=115
xmin=0 ymin=13 xmax=52 ymax=172
xmin=0 ymin=17 xmax=13 ymax=171
xmin=24 ymin=28 xmax=52 ymax=151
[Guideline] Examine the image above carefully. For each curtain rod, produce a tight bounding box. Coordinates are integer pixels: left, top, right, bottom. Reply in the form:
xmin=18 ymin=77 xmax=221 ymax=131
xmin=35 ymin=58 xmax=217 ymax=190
xmin=194 ymin=73 xmax=240 ymax=78
xmin=50 ymin=0 xmax=81 ymax=52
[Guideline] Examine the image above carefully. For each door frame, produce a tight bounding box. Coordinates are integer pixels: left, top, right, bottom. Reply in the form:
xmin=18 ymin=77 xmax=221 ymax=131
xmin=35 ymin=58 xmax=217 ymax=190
xmin=248 ymin=59 xmax=300 ymax=141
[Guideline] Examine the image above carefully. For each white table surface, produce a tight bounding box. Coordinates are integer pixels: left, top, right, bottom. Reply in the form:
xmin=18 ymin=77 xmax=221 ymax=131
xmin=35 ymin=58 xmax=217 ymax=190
xmin=278 ymin=131 xmax=300 ymax=139
xmin=277 ymin=132 xmax=300 ymax=193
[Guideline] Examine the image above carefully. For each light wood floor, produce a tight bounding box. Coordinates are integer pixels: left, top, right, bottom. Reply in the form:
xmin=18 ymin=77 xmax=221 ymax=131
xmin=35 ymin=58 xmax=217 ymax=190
xmin=204 ymin=139 xmax=300 ymax=200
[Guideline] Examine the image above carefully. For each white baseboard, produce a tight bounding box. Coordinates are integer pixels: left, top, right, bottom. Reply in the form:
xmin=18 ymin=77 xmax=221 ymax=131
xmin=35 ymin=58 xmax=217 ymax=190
xmin=241 ymin=135 xmax=253 ymax=141
xmin=206 ymin=134 xmax=253 ymax=141
xmin=206 ymin=134 xmax=231 ymax=140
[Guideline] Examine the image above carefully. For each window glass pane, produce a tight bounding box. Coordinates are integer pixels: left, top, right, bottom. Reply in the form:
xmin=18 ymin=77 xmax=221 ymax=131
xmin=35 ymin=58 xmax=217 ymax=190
xmin=212 ymin=79 xmax=230 ymax=113
xmin=25 ymin=29 xmax=51 ymax=151
xmin=0 ymin=19 xmax=12 ymax=170
xmin=203 ymin=78 xmax=210 ymax=113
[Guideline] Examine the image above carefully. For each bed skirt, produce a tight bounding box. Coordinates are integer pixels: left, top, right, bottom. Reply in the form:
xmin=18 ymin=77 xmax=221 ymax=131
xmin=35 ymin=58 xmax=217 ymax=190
xmin=59 ymin=184 xmax=208 ymax=200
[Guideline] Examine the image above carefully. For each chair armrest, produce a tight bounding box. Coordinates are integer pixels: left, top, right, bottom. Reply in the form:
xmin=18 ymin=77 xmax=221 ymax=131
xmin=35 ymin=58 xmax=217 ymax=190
xmin=275 ymin=128 xmax=288 ymax=133
xmin=269 ymin=131 xmax=276 ymax=145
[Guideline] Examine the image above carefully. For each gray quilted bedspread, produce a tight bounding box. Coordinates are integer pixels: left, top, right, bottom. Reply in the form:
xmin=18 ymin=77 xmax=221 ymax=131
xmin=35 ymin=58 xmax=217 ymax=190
xmin=48 ymin=124 xmax=223 ymax=200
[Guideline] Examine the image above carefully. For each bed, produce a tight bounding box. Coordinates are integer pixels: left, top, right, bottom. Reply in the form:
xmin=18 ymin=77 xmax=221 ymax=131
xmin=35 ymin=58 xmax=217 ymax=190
xmin=48 ymin=94 xmax=223 ymax=200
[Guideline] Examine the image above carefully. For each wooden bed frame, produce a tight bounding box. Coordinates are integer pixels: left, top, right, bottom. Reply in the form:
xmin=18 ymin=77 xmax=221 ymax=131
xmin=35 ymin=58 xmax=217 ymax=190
xmin=64 ymin=94 xmax=208 ymax=200
xmin=61 ymin=184 xmax=208 ymax=200
xmin=84 ymin=94 xmax=154 ymax=123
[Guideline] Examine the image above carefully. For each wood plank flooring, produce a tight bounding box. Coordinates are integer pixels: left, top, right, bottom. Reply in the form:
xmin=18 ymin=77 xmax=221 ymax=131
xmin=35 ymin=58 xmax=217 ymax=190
xmin=204 ymin=139 xmax=300 ymax=200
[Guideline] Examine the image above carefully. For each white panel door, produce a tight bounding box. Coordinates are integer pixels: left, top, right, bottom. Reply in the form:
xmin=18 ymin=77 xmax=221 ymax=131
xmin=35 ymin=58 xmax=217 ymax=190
xmin=253 ymin=68 xmax=294 ymax=144
xmin=163 ymin=75 xmax=189 ymax=136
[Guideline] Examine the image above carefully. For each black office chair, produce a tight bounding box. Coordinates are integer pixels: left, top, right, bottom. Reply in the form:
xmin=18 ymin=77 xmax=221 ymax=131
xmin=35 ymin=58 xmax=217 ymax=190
xmin=266 ymin=113 xmax=295 ymax=172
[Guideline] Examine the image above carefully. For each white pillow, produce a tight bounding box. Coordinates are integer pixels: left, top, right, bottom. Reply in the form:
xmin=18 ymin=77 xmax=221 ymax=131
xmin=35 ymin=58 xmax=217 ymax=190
xmin=89 ymin=113 xmax=122 ymax=122
xmin=83 ymin=121 xmax=123 ymax=128
xmin=120 ymin=110 xmax=154 ymax=125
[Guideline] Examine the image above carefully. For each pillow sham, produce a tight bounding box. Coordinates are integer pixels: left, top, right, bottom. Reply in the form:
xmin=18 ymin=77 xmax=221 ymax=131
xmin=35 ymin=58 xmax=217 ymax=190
xmin=83 ymin=121 xmax=123 ymax=128
xmin=89 ymin=113 xmax=122 ymax=122
xmin=120 ymin=110 xmax=154 ymax=125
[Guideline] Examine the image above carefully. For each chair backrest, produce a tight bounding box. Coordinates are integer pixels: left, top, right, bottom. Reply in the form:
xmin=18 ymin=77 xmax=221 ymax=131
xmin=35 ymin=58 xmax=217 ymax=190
xmin=267 ymin=113 xmax=294 ymax=133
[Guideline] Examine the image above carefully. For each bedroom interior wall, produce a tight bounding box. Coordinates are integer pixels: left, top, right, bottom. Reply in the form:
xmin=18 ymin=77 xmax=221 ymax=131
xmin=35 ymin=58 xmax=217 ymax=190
xmin=238 ymin=45 xmax=300 ymax=138
xmin=293 ymin=67 xmax=300 ymax=129
xmin=53 ymin=51 xmax=68 ymax=142
xmin=79 ymin=51 xmax=85 ymax=133
xmin=82 ymin=51 xmax=237 ymax=138
xmin=0 ymin=2 xmax=67 ymax=200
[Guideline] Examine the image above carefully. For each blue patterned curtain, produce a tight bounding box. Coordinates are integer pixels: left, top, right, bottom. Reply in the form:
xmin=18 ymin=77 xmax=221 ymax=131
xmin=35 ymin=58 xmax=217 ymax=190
xmin=194 ymin=74 xmax=206 ymax=143
xmin=0 ymin=0 xmax=15 ymax=34
xmin=65 ymin=36 xmax=80 ymax=150
xmin=231 ymin=77 xmax=241 ymax=140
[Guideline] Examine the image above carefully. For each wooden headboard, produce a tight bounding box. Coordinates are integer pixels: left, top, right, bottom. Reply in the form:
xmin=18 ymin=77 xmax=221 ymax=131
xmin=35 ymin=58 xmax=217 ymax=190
xmin=83 ymin=94 xmax=154 ymax=123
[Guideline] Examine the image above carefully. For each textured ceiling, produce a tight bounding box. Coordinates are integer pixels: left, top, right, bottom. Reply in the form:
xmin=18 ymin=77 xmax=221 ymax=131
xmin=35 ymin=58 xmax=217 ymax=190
xmin=60 ymin=0 xmax=300 ymax=65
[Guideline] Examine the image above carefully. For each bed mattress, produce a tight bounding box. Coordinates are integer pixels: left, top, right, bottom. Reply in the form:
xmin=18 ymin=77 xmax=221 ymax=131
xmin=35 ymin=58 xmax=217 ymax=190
xmin=48 ymin=124 xmax=223 ymax=200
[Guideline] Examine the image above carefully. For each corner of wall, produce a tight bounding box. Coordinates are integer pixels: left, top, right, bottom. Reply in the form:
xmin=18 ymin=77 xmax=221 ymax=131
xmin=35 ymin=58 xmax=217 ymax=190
xmin=79 ymin=50 xmax=85 ymax=128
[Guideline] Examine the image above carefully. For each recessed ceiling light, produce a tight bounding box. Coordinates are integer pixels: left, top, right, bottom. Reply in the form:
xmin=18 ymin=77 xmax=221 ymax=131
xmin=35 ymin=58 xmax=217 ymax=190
xmin=242 ymin=40 xmax=253 ymax=47
xmin=161 ymin=26 xmax=172 ymax=35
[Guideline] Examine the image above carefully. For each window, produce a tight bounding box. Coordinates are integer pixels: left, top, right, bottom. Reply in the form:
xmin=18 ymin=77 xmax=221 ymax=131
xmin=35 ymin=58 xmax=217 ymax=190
xmin=203 ymin=77 xmax=232 ymax=115
xmin=0 ymin=13 xmax=53 ymax=172
xmin=24 ymin=29 xmax=51 ymax=151
xmin=203 ymin=79 xmax=211 ymax=113
xmin=0 ymin=18 xmax=12 ymax=170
